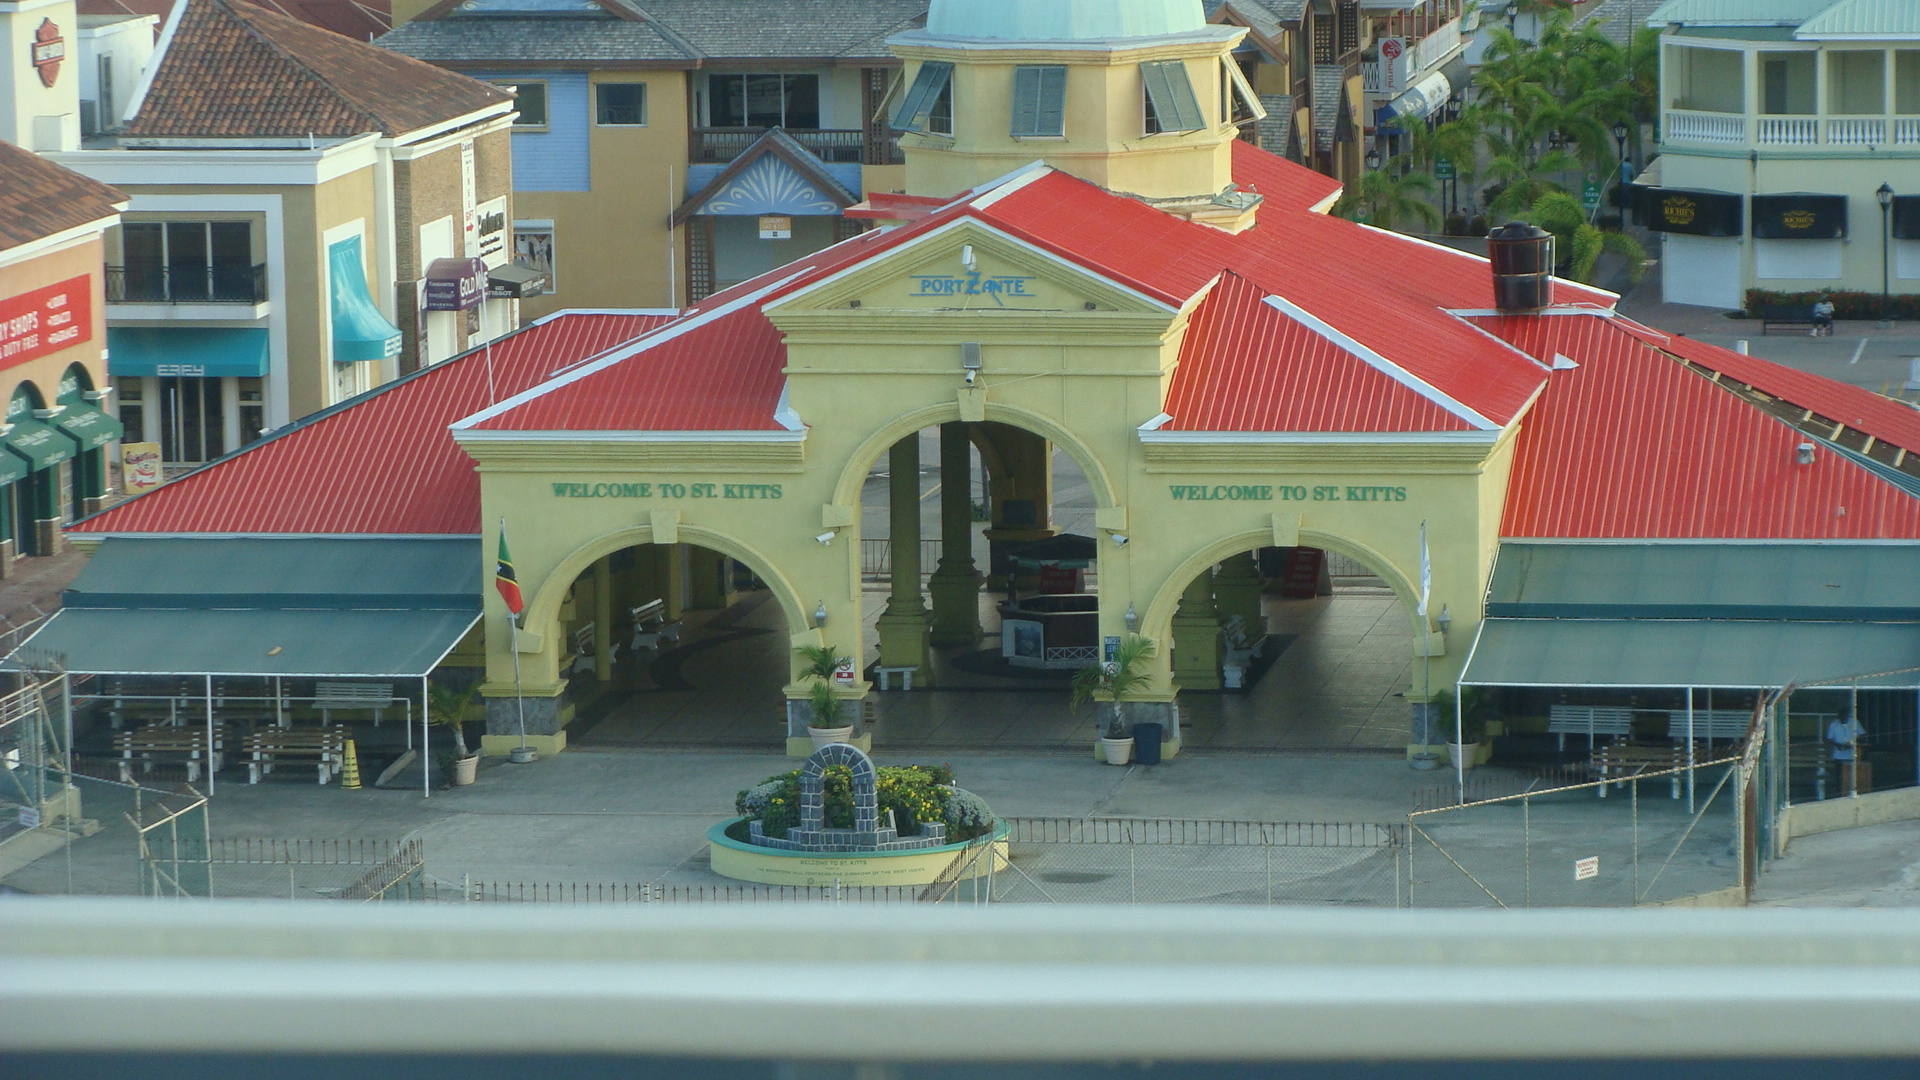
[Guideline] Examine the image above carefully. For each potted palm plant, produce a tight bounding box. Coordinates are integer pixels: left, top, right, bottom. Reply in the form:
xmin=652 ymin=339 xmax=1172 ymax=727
xmin=796 ymin=644 xmax=855 ymax=749
xmin=1433 ymin=685 xmax=1491 ymax=770
xmin=426 ymin=681 xmax=480 ymax=786
xmin=1071 ymin=634 xmax=1154 ymax=766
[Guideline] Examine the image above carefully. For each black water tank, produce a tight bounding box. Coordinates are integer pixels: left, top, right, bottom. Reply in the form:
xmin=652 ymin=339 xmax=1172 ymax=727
xmin=1487 ymin=221 xmax=1555 ymax=313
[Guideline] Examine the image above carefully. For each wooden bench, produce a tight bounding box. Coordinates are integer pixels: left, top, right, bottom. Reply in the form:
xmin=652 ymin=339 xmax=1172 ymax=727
xmin=242 ymin=727 xmax=346 ymax=785
xmin=314 ymin=681 xmax=396 ymax=726
xmin=114 ymin=724 xmax=227 ymax=783
xmin=875 ymin=665 xmax=918 ymax=691
xmin=1548 ymin=705 xmax=1637 ymax=751
xmin=569 ymin=622 xmax=596 ymax=676
xmin=1759 ymin=303 xmax=1820 ymax=335
xmin=1663 ymin=709 xmax=1753 ymax=743
xmin=1592 ymin=742 xmax=1683 ymax=799
xmin=628 ymin=599 xmax=683 ymax=656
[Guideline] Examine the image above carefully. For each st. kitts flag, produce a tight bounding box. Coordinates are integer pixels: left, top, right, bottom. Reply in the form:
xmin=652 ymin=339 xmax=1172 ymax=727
xmin=495 ymin=527 xmax=524 ymax=615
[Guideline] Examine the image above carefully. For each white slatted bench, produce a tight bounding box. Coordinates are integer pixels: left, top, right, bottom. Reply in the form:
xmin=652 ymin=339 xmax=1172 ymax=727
xmin=629 ymin=599 xmax=683 ymax=656
xmin=1548 ymin=705 xmax=1636 ymax=751
xmin=1664 ymin=709 xmax=1753 ymax=743
xmin=314 ymin=681 xmax=396 ymax=726
xmin=569 ymin=622 xmax=596 ymax=676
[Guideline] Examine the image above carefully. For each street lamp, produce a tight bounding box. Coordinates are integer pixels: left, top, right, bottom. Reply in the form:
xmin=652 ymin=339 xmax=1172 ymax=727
xmin=1878 ymin=183 xmax=1895 ymax=328
xmin=1365 ymin=147 xmax=1381 ymax=171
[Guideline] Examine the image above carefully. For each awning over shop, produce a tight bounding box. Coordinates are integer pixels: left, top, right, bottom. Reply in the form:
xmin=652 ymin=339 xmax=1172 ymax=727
xmin=1460 ymin=618 xmax=1920 ymax=690
xmin=2 ymin=416 xmax=77 ymax=472
xmin=106 ymin=326 xmax=270 ymax=378
xmin=1633 ymin=185 xmax=1743 ymax=236
xmin=329 ymin=234 xmax=403 ymax=363
xmin=1751 ymin=192 xmax=1848 ymax=239
xmin=487 ymin=262 xmax=548 ymax=299
xmin=48 ymin=401 xmax=123 ymax=452
xmin=1375 ymin=68 xmax=1450 ymax=125
xmin=1890 ymin=194 xmax=1920 ymax=241
xmin=1486 ymin=542 xmax=1920 ymax=620
xmin=424 ymin=256 xmax=488 ymax=312
xmin=5 ymin=535 xmax=483 ymax=678
xmin=10 ymin=607 xmax=482 ymax=678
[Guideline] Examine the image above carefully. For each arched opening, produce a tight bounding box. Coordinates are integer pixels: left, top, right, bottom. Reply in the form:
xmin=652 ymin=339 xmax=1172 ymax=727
xmin=854 ymin=417 xmax=1104 ymax=738
xmin=1155 ymin=538 xmax=1417 ymax=751
xmin=2 ymin=381 xmax=67 ymax=558
xmin=540 ymin=539 xmax=798 ymax=749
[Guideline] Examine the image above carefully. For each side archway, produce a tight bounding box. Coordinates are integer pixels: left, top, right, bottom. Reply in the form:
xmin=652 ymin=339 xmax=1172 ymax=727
xmin=1140 ymin=529 xmax=1426 ymax=646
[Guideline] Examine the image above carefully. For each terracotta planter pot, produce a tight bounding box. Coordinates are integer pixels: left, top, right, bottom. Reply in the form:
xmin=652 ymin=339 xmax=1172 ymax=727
xmin=808 ymin=725 xmax=855 ymax=751
xmin=451 ymin=754 xmax=479 ymax=786
xmin=1100 ymin=736 xmax=1135 ymax=766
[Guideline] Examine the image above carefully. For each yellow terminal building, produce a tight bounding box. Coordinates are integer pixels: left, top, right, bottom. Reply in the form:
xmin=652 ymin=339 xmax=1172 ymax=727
xmin=41 ymin=0 xmax=1920 ymax=781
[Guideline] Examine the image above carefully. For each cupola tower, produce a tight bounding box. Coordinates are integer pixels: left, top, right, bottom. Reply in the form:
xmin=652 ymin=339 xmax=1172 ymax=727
xmin=887 ymin=0 xmax=1264 ymax=230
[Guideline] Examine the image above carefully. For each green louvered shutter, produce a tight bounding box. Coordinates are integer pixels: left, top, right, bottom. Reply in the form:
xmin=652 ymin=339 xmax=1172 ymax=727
xmin=892 ymin=61 xmax=954 ymax=132
xmin=1011 ymin=65 xmax=1068 ymax=137
xmin=1142 ymin=60 xmax=1205 ymax=134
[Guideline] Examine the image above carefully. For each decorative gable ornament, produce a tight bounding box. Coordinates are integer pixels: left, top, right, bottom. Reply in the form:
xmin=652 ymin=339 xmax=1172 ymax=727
xmin=32 ymin=19 xmax=65 ymax=88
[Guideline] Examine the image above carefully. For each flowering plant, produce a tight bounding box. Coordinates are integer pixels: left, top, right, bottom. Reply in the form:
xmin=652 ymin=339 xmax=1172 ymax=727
xmin=733 ymin=762 xmax=996 ymax=842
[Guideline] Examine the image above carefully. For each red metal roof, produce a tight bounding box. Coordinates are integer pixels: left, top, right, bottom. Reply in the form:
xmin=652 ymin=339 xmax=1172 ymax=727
xmin=72 ymin=313 xmax=670 ymax=536
xmin=1164 ymin=271 xmax=1468 ymax=432
xmin=1614 ymin=321 xmax=1920 ymax=454
xmin=1482 ymin=314 xmax=1920 ymax=540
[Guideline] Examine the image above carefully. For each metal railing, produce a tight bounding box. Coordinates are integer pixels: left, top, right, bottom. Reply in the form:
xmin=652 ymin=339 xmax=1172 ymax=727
xmin=861 ymin=538 xmax=944 ymax=581
xmin=105 ymin=262 xmax=268 ymax=304
xmin=690 ymin=127 xmax=872 ymax=164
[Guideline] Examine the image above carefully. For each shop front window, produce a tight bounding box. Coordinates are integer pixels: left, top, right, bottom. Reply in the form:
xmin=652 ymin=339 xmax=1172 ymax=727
xmin=239 ymin=377 xmax=266 ymax=446
xmin=159 ymin=376 xmax=224 ymax=465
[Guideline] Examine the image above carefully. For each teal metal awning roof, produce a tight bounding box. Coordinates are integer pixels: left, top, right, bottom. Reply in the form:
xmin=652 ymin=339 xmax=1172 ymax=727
xmin=3 ymin=416 xmax=78 ymax=472
xmin=1486 ymin=542 xmax=1920 ymax=620
xmin=106 ymin=326 xmax=270 ymax=378
xmin=1460 ymin=618 xmax=1920 ymax=690
xmin=49 ymin=401 xmax=123 ymax=452
xmin=6 ymin=536 xmax=483 ymax=678
xmin=9 ymin=607 xmax=480 ymax=678
xmin=330 ymin=235 xmax=402 ymax=363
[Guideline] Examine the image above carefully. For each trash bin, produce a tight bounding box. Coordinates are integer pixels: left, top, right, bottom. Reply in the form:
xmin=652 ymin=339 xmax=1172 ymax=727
xmin=1132 ymin=722 xmax=1163 ymax=765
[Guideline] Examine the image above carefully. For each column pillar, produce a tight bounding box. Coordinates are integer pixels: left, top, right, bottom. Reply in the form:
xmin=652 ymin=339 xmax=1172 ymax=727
xmin=1171 ymin=567 xmax=1223 ymax=691
xmin=593 ymin=556 xmax=613 ymax=682
xmin=928 ymin=422 xmax=982 ymax=647
xmin=980 ymin=424 xmax=1054 ymax=581
xmin=876 ymin=435 xmax=932 ymax=678
xmin=1212 ymin=552 xmax=1265 ymax=642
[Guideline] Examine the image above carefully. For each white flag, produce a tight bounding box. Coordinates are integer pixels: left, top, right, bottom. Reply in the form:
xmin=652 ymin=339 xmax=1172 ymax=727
xmin=1417 ymin=520 xmax=1430 ymax=618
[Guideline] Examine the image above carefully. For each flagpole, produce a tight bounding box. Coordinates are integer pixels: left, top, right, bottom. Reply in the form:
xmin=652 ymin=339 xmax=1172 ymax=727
xmin=1412 ymin=521 xmax=1440 ymax=772
xmin=500 ymin=516 xmax=536 ymax=763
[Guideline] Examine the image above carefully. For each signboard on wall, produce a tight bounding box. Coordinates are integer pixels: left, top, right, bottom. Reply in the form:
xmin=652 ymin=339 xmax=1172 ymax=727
xmin=460 ymin=140 xmax=478 ymax=258
xmin=122 ymin=442 xmax=163 ymax=493
xmin=475 ymin=197 xmax=509 ymax=266
xmin=0 ymin=275 xmax=91 ymax=371
xmin=758 ymin=215 xmax=792 ymax=240
xmin=31 ymin=19 xmax=64 ymax=87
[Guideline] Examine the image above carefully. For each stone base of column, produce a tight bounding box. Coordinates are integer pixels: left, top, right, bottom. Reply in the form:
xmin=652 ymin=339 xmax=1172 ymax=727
xmin=481 ymin=731 xmax=567 ymax=757
xmin=927 ymin=568 xmax=984 ymax=647
xmin=483 ymin=692 xmax=573 ymax=745
xmin=34 ymin=519 xmax=65 ymax=558
xmin=0 ymin=539 xmax=14 ymax=580
xmin=876 ymin=610 xmax=933 ymax=685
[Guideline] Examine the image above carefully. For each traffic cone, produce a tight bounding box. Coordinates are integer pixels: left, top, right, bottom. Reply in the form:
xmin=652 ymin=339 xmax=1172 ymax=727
xmin=339 ymin=738 xmax=362 ymax=790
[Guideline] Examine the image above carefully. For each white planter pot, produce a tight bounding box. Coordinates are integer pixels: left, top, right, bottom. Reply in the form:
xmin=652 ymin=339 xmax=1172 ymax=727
xmin=1445 ymin=742 xmax=1481 ymax=770
xmin=809 ymin=726 xmax=855 ymax=751
xmin=1100 ymin=736 xmax=1135 ymax=766
xmin=451 ymin=754 xmax=479 ymax=786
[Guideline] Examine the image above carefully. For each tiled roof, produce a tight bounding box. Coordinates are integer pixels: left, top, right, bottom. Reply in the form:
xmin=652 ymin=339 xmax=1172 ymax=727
xmin=80 ymin=0 xmax=391 ymax=38
xmin=125 ymin=0 xmax=511 ymax=139
xmin=1571 ymin=0 xmax=1667 ymax=43
xmin=1311 ymin=65 xmax=1343 ymax=152
xmin=0 ymin=140 xmax=127 ymax=254
xmin=380 ymin=0 xmax=926 ymax=65
xmin=1482 ymin=313 xmax=1920 ymax=540
xmin=70 ymin=312 xmax=673 ymax=536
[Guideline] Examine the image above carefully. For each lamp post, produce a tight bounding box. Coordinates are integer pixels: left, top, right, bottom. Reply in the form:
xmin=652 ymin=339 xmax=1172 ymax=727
xmin=1878 ymin=183 xmax=1895 ymax=329
xmin=1612 ymin=119 xmax=1630 ymax=201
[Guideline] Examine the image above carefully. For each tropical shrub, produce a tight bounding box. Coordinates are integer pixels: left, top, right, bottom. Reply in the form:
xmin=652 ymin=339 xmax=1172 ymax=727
xmin=734 ymin=762 xmax=998 ymax=842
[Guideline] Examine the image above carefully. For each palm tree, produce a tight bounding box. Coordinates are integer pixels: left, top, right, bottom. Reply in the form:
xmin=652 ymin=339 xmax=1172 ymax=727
xmin=1527 ymin=190 xmax=1647 ymax=286
xmin=1333 ymin=168 xmax=1443 ymax=233
xmin=1070 ymin=634 xmax=1156 ymax=739
xmin=426 ymin=681 xmax=478 ymax=759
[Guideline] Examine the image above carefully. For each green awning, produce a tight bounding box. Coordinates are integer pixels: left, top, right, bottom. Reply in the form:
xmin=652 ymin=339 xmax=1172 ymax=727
xmin=106 ymin=326 xmax=271 ymax=378
xmin=8 ymin=607 xmax=481 ymax=678
xmin=3 ymin=416 xmax=78 ymax=472
xmin=0 ymin=446 xmax=27 ymax=486
xmin=1460 ymin=618 xmax=1920 ymax=690
xmin=49 ymin=402 xmax=123 ymax=452
xmin=1486 ymin=542 xmax=1920 ymax=620
xmin=329 ymin=234 xmax=402 ymax=363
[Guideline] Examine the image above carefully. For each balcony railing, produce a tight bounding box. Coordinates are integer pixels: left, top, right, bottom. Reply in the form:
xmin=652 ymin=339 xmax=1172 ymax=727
xmin=106 ymin=262 xmax=267 ymax=304
xmin=689 ymin=127 xmax=900 ymax=166
xmin=1668 ymin=109 xmax=1920 ymax=148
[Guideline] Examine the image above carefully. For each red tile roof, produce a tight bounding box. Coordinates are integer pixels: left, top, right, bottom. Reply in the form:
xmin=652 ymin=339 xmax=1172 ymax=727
xmin=123 ymin=0 xmax=507 ymax=139
xmin=1483 ymin=314 xmax=1920 ymax=540
xmin=71 ymin=313 xmax=670 ymax=536
xmin=1164 ymin=271 xmax=1469 ymax=432
xmin=79 ymin=0 xmax=391 ymax=40
xmin=0 ymin=141 xmax=126 ymax=253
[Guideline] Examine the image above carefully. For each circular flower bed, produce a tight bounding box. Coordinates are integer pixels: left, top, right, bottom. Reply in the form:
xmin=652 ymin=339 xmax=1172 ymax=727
xmin=732 ymin=762 xmax=997 ymax=844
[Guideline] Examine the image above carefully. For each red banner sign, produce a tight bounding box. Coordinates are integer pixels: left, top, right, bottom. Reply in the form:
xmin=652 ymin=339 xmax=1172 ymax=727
xmin=32 ymin=19 xmax=64 ymax=88
xmin=0 ymin=275 xmax=92 ymax=372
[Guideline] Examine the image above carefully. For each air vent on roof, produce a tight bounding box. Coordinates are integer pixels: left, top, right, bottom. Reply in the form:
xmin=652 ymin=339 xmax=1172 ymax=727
xmin=1487 ymin=221 xmax=1554 ymax=314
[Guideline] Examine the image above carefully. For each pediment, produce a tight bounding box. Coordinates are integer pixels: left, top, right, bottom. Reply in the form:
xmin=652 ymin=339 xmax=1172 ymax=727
xmin=766 ymin=219 xmax=1179 ymax=318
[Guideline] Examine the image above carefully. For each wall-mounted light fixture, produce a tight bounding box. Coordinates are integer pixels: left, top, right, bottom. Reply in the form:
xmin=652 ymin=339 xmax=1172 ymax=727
xmin=813 ymin=601 xmax=829 ymax=627
xmin=1437 ymin=604 xmax=1452 ymax=637
xmin=1124 ymin=604 xmax=1138 ymax=632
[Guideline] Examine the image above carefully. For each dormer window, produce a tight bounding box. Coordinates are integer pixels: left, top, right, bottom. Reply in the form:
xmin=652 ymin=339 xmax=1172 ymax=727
xmin=1141 ymin=60 xmax=1204 ymax=135
xmin=893 ymin=60 xmax=954 ymax=136
xmin=1010 ymin=65 xmax=1067 ymax=138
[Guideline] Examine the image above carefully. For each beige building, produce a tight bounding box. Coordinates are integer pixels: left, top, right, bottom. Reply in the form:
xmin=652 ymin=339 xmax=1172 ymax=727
xmin=1641 ymin=0 xmax=1920 ymax=310
xmin=45 ymin=0 xmax=518 ymax=470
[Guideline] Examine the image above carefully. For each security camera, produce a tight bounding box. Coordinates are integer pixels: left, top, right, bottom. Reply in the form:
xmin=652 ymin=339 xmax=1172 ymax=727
xmin=815 ymin=531 xmax=837 ymax=546
xmin=1111 ymin=533 xmax=1129 ymax=546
